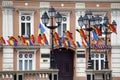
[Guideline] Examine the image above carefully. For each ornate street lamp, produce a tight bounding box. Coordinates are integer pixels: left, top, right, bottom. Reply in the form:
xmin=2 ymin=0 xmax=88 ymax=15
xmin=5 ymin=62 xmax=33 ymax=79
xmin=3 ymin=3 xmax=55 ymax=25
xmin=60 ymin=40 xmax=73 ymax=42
xmin=41 ymin=7 xmax=62 ymax=69
xmin=78 ymin=10 xmax=117 ymax=71
xmin=78 ymin=10 xmax=95 ymax=69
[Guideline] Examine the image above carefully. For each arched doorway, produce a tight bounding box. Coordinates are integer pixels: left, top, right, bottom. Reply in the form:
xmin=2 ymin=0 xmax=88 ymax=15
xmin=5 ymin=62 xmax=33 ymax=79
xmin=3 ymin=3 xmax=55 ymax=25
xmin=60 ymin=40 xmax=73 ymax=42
xmin=54 ymin=48 xmax=75 ymax=80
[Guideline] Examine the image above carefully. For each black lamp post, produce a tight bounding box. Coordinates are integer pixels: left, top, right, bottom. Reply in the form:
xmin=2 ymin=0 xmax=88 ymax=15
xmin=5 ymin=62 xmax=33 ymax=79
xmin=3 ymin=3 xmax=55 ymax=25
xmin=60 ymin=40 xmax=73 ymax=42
xmin=41 ymin=7 xmax=62 ymax=69
xmin=103 ymin=15 xmax=109 ymax=69
xmin=103 ymin=16 xmax=117 ymax=69
xmin=78 ymin=10 xmax=95 ymax=69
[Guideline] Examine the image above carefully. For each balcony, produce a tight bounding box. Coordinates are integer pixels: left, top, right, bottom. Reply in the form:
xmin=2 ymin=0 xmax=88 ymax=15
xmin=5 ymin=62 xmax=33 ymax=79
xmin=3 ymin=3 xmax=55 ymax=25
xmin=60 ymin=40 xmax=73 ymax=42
xmin=0 ymin=69 xmax=59 ymax=80
xmin=86 ymin=69 xmax=112 ymax=80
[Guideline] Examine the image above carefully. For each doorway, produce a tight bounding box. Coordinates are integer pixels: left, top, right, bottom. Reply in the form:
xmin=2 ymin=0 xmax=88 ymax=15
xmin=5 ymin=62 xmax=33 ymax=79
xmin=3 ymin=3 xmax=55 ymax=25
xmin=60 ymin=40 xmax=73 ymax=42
xmin=54 ymin=48 xmax=74 ymax=80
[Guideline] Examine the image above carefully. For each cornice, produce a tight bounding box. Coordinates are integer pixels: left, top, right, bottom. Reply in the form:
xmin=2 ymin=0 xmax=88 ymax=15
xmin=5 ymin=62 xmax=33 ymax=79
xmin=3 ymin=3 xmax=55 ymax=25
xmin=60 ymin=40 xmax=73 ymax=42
xmin=11 ymin=0 xmax=120 ymax=3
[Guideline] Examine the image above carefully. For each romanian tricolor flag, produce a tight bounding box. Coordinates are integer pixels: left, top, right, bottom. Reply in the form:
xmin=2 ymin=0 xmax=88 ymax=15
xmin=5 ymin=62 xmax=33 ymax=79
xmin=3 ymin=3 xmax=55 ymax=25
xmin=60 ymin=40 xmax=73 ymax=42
xmin=58 ymin=41 xmax=62 ymax=46
xmin=38 ymin=23 xmax=45 ymax=35
xmin=38 ymin=29 xmax=41 ymax=35
xmin=18 ymin=35 xmax=26 ymax=44
xmin=72 ymin=41 xmax=77 ymax=48
xmin=76 ymin=41 xmax=81 ymax=47
xmin=7 ymin=40 xmax=14 ymax=46
xmin=25 ymin=40 xmax=33 ymax=46
xmin=93 ymin=44 xmax=99 ymax=51
xmin=93 ymin=26 xmax=101 ymax=36
xmin=86 ymin=41 xmax=90 ymax=48
xmin=64 ymin=40 xmax=68 ymax=47
xmin=108 ymin=24 xmax=117 ymax=34
xmin=68 ymin=41 xmax=71 ymax=47
xmin=38 ymin=35 xmax=42 ymax=45
xmin=76 ymin=29 xmax=87 ymax=41
xmin=54 ymin=39 xmax=59 ymax=46
xmin=8 ymin=36 xmax=18 ymax=42
xmin=82 ymin=39 xmax=87 ymax=48
xmin=42 ymin=33 xmax=49 ymax=45
xmin=65 ymin=30 xmax=73 ymax=40
xmin=92 ymin=31 xmax=98 ymax=41
xmin=54 ymin=32 xmax=60 ymax=40
xmin=92 ymin=39 xmax=99 ymax=45
xmin=38 ymin=35 xmax=44 ymax=45
xmin=61 ymin=33 xmax=65 ymax=40
xmin=7 ymin=36 xmax=18 ymax=46
xmin=29 ymin=40 xmax=33 ymax=46
xmin=0 ymin=37 xmax=6 ymax=45
xmin=30 ymin=34 xmax=35 ymax=43
xmin=25 ymin=40 xmax=30 ymax=46
xmin=14 ymin=42 xmax=18 ymax=46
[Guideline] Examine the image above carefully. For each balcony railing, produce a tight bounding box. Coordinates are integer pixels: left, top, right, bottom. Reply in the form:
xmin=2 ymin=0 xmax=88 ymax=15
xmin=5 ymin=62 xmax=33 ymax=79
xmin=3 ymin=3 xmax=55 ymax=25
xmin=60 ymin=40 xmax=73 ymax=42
xmin=0 ymin=69 xmax=59 ymax=80
xmin=86 ymin=69 xmax=112 ymax=80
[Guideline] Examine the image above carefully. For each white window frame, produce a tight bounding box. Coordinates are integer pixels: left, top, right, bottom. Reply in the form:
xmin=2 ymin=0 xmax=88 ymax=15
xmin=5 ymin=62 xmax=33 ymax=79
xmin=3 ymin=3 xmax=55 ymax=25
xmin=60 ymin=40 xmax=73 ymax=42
xmin=17 ymin=50 xmax=36 ymax=71
xmin=56 ymin=12 xmax=70 ymax=36
xmin=19 ymin=11 xmax=34 ymax=37
xmin=91 ymin=53 xmax=105 ymax=70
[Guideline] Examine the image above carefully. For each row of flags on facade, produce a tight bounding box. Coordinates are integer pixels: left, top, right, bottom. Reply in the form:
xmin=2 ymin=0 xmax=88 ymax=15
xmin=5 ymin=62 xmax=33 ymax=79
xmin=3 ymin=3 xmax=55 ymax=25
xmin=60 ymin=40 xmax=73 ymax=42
xmin=76 ymin=23 xmax=117 ymax=50
xmin=0 ymin=23 xmax=116 ymax=50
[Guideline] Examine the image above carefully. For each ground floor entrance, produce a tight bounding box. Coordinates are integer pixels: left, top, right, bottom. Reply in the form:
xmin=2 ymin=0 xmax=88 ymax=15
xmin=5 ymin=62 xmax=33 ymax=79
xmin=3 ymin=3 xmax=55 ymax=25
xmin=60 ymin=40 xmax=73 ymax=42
xmin=54 ymin=48 xmax=75 ymax=80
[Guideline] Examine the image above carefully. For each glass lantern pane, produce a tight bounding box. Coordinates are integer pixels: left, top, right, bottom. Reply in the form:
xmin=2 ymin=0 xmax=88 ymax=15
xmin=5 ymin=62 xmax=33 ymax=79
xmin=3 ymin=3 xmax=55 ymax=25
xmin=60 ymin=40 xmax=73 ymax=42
xmin=56 ymin=18 xmax=62 ymax=23
xmin=49 ymin=12 xmax=56 ymax=17
xmin=83 ymin=20 xmax=88 ymax=25
xmin=78 ymin=21 xmax=83 ymax=27
xmin=95 ymin=20 xmax=99 ymax=25
xmin=87 ymin=15 xmax=92 ymax=19
xmin=45 ymin=19 xmax=49 ymax=24
xmin=58 ymin=26 xmax=61 ymax=36
xmin=90 ymin=21 xmax=95 ymax=26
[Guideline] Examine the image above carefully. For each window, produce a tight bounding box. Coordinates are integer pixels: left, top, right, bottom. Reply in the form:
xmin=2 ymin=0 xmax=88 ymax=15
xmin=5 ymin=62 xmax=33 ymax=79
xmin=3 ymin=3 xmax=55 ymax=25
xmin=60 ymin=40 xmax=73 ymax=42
xmin=18 ymin=53 xmax=34 ymax=70
xmin=57 ymin=15 xmax=69 ymax=36
xmin=19 ymin=11 xmax=34 ymax=37
xmin=41 ymin=54 xmax=50 ymax=58
xmin=91 ymin=53 xmax=105 ymax=70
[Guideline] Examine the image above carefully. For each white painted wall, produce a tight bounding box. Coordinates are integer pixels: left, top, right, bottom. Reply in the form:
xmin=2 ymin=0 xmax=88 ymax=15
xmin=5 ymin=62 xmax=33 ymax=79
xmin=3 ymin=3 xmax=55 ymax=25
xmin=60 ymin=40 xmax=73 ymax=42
xmin=111 ymin=49 xmax=120 ymax=77
xmin=111 ymin=3 xmax=120 ymax=46
xmin=111 ymin=3 xmax=120 ymax=77
xmin=40 ymin=49 xmax=50 ymax=69
xmin=3 ymin=48 xmax=13 ymax=71
xmin=76 ymin=49 xmax=86 ymax=77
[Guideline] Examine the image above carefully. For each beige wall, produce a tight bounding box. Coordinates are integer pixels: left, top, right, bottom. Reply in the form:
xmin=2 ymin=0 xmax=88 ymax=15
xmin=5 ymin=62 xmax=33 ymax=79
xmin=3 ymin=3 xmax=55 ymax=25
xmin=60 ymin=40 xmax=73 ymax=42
xmin=113 ymin=77 xmax=120 ymax=80
xmin=0 ymin=9 xmax=2 ymax=36
xmin=36 ymin=49 xmax=40 ymax=70
xmin=13 ymin=49 xmax=17 ymax=70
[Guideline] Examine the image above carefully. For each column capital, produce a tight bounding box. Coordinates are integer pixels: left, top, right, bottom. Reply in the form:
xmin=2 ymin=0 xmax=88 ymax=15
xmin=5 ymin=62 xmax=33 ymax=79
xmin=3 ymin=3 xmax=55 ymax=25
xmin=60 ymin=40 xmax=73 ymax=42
xmin=2 ymin=1 xmax=14 ymax=10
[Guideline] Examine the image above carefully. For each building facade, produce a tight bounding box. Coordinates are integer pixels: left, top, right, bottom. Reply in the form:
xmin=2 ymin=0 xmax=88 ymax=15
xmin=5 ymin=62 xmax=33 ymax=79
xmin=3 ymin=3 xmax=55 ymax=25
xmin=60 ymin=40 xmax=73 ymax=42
xmin=0 ymin=0 xmax=120 ymax=80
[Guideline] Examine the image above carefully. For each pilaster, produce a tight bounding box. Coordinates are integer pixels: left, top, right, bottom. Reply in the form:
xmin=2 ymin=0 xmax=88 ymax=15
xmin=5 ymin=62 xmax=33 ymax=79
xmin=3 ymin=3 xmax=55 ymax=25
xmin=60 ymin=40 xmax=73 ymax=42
xmin=2 ymin=1 xmax=13 ymax=42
